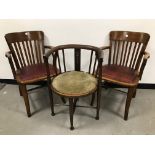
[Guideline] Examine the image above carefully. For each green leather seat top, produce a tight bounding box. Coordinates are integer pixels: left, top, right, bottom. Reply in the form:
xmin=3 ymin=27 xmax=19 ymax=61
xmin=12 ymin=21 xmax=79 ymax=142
xmin=52 ymin=71 xmax=97 ymax=97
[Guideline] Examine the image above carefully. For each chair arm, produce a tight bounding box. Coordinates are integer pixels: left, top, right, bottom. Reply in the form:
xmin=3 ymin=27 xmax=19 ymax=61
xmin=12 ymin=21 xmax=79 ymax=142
xmin=139 ymin=51 xmax=150 ymax=80
xmin=5 ymin=51 xmax=16 ymax=79
xmin=100 ymin=46 xmax=110 ymax=51
xmin=44 ymin=45 xmax=54 ymax=49
xmin=143 ymin=51 xmax=150 ymax=60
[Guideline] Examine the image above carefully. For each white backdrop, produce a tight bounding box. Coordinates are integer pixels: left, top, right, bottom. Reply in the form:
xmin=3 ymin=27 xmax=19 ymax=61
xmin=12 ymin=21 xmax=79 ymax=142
xmin=0 ymin=19 xmax=154 ymax=83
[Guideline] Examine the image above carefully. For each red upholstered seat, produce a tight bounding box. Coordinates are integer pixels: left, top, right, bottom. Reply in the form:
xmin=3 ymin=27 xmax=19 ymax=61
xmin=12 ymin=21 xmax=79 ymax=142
xmin=102 ymin=64 xmax=139 ymax=86
xmin=16 ymin=63 xmax=56 ymax=84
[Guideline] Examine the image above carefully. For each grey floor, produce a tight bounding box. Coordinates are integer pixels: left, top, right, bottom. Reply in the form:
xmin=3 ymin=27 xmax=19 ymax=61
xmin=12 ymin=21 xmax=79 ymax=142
xmin=0 ymin=84 xmax=155 ymax=135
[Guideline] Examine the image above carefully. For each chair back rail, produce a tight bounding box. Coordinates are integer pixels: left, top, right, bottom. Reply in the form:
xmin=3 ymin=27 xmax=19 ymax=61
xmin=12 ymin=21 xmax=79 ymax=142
xmin=5 ymin=31 xmax=44 ymax=70
xmin=43 ymin=44 xmax=103 ymax=81
xmin=109 ymin=31 xmax=150 ymax=71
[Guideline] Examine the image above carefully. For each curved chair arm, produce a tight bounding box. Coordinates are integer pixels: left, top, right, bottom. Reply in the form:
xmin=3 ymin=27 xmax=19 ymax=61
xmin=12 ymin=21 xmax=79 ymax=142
xmin=44 ymin=45 xmax=54 ymax=49
xmin=100 ymin=46 xmax=110 ymax=51
xmin=5 ymin=51 xmax=16 ymax=79
xmin=139 ymin=51 xmax=150 ymax=80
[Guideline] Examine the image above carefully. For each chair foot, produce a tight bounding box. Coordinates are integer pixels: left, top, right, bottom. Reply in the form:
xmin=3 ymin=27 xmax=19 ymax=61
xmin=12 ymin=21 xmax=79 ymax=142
xmin=27 ymin=113 xmax=31 ymax=117
xmin=95 ymin=116 xmax=99 ymax=120
xmin=124 ymin=114 xmax=128 ymax=121
xmin=70 ymin=126 xmax=74 ymax=130
xmin=51 ymin=112 xmax=55 ymax=116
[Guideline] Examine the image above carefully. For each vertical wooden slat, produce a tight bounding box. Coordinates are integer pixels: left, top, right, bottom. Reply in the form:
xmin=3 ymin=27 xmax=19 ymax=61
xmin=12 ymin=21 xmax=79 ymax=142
xmin=25 ymin=41 xmax=33 ymax=65
xmin=125 ymin=42 xmax=132 ymax=67
xmin=16 ymin=42 xmax=26 ymax=67
xmin=93 ymin=55 xmax=97 ymax=74
xmin=34 ymin=40 xmax=40 ymax=64
xmin=74 ymin=48 xmax=81 ymax=71
xmin=108 ymin=41 xmax=112 ymax=65
xmin=22 ymin=41 xmax=30 ymax=66
xmin=57 ymin=51 xmax=61 ymax=73
xmin=36 ymin=40 xmax=42 ymax=63
xmin=115 ymin=41 xmax=120 ymax=65
xmin=119 ymin=41 xmax=125 ymax=66
xmin=131 ymin=43 xmax=141 ymax=69
xmin=13 ymin=43 xmax=24 ymax=68
xmin=129 ymin=42 xmax=138 ymax=68
xmin=62 ymin=49 xmax=66 ymax=72
xmin=113 ymin=41 xmax=117 ymax=64
xmin=88 ymin=50 xmax=93 ymax=73
xmin=29 ymin=40 xmax=35 ymax=64
xmin=122 ymin=41 xmax=129 ymax=66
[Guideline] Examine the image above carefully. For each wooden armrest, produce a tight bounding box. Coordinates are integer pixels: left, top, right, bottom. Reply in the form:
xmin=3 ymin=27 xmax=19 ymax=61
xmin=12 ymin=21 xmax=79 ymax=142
xmin=139 ymin=51 xmax=150 ymax=80
xmin=5 ymin=51 xmax=16 ymax=79
xmin=5 ymin=51 xmax=12 ymax=58
xmin=44 ymin=45 xmax=54 ymax=49
xmin=100 ymin=46 xmax=110 ymax=50
xmin=43 ymin=49 xmax=53 ymax=59
xmin=144 ymin=51 xmax=150 ymax=60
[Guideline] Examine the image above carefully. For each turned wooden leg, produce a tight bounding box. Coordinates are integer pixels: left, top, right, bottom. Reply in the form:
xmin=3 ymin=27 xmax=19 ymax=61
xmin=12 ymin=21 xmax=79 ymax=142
xmin=69 ymin=98 xmax=74 ymax=130
xmin=90 ymin=93 xmax=95 ymax=106
xmin=96 ymin=89 xmax=101 ymax=120
xmin=20 ymin=84 xmax=31 ymax=117
xmin=48 ymin=86 xmax=55 ymax=116
xmin=61 ymin=97 xmax=66 ymax=104
xmin=124 ymin=87 xmax=135 ymax=120
xmin=19 ymin=84 xmax=23 ymax=96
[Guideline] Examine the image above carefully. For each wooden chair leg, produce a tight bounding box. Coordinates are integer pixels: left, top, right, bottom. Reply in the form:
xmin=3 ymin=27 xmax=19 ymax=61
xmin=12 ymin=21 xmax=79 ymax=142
xmin=19 ymin=85 xmax=23 ymax=96
xmin=132 ymin=88 xmax=137 ymax=98
xmin=69 ymin=98 xmax=74 ymax=130
xmin=20 ymin=84 xmax=31 ymax=117
xmin=90 ymin=93 xmax=95 ymax=106
xmin=96 ymin=88 xmax=101 ymax=120
xmin=124 ymin=87 xmax=135 ymax=120
xmin=48 ymin=86 xmax=55 ymax=116
xmin=61 ymin=97 xmax=66 ymax=104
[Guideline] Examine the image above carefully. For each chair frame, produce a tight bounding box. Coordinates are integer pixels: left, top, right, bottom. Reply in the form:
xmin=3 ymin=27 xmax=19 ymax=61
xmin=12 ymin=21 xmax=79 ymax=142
xmin=5 ymin=31 xmax=56 ymax=117
xmin=100 ymin=31 xmax=150 ymax=120
xmin=43 ymin=44 xmax=103 ymax=130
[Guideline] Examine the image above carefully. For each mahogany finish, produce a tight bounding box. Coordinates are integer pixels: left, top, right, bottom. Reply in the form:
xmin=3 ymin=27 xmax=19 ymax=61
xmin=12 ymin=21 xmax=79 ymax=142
xmin=5 ymin=31 xmax=57 ymax=117
xmin=44 ymin=44 xmax=103 ymax=130
xmin=101 ymin=31 xmax=150 ymax=120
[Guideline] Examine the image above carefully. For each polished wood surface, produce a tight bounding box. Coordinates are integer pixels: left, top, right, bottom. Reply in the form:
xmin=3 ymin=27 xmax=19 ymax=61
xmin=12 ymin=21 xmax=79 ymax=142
xmin=101 ymin=31 xmax=150 ymax=120
xmin=44 ymin=44 xmax=103 ymax=130
xmin=5 ymin=31 xmax=56 ymax=117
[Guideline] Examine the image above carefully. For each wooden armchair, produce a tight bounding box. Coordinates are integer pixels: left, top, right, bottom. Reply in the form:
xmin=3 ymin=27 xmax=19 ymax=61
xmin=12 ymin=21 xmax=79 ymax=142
xmin=5 ymin=31 xmax=57 ymax=117
xmin=100 ymin=31 xmax=150 ymax=120
xmin=43 ymin=44 xmax=103 ymax=130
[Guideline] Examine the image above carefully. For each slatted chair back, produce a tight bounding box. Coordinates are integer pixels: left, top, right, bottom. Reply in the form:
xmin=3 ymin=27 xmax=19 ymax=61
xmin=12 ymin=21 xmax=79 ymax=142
xmin=44 ymin=44 xmax=102 ymax=79
xmin=108 ymin=31 xmax=150 ymax=71
xmin=5 ymin=31 xmax=45 ymax=70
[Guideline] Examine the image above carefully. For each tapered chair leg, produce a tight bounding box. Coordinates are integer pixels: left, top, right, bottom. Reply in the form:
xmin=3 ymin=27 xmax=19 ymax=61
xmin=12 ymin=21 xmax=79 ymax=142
xmin=61 ymin=97 xmax=66 ymax=104
xmin=19 ymin=85 xmax=23 ymax=96
xmin=20 ymin=84 xmax=31 ymax=117
xmin=69 ymin=98 xmax=74 ymax=130
xmin=90 ymin=93 xmax=95 ymax=106
xmin=48 ymin=86 xmax=55 ymax=116
xmin=132 ymin=87 xmax=137 ymax=98
xmin=124 ymin=87 xmax=135 ymax=120
xmin=96 ymin=88 xmax=101 ymax=120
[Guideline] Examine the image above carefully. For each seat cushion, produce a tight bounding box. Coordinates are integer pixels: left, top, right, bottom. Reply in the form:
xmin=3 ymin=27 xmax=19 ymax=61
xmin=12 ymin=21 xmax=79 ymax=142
xmin=102 ymin=64 xmax=139 ymax=86
xmin=16 ymin=63 xmax=57 ymax=84
xmin=52 ymin=71 xmax=97 ymax=97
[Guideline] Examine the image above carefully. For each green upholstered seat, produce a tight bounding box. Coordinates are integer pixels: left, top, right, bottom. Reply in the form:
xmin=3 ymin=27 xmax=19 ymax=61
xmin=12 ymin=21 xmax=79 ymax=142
xmin=52 ymin=71 xmax=97 ymax=97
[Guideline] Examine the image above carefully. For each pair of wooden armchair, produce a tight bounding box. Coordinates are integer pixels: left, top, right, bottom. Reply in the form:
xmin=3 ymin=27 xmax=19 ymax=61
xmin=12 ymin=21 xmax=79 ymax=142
xmin=5 ymin=31 xmax=150 ymax=130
